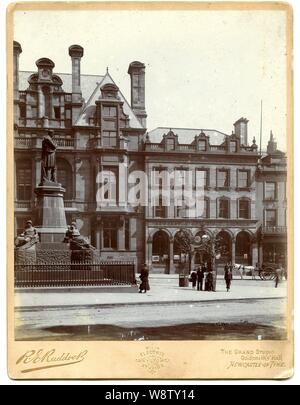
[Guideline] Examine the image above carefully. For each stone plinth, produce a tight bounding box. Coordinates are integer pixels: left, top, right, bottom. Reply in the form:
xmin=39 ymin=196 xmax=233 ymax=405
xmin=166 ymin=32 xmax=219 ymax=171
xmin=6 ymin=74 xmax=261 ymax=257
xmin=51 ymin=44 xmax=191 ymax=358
xmin=34 ymin=182 xmax=67 ymax=243
xmin=15 ymin=245 xmax=37 ymax=265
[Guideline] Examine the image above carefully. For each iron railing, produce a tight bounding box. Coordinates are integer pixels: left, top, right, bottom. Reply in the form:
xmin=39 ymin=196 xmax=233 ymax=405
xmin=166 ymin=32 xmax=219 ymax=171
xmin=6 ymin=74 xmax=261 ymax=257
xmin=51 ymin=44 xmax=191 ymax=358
xmin=14 ymin=261 xmax=136 ymax=288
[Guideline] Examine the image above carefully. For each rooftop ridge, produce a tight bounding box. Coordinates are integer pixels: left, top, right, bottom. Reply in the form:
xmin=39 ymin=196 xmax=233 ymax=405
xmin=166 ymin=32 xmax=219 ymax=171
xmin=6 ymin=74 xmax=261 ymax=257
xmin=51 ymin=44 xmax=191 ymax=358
xmin=149 ymin=127 xmax=229 ymax=136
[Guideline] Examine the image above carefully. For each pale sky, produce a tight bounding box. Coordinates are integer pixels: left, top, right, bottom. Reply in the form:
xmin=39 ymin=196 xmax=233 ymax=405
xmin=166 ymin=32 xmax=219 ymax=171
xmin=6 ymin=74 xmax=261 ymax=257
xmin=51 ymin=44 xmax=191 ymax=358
xmin=14 ymin=9 xmax=287 ymax=150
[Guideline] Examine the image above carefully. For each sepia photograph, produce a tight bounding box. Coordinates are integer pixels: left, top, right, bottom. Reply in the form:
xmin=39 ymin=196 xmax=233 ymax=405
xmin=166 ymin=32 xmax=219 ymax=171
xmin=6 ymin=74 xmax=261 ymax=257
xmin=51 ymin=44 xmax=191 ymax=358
xmin=7 ymin=1 xmax=293 ymax=380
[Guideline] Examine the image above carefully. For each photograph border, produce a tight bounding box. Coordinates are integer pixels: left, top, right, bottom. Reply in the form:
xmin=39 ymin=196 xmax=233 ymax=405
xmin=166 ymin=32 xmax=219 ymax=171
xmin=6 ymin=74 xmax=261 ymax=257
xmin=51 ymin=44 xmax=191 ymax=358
xmin=7 ymin=1 xmax=294 ymax=380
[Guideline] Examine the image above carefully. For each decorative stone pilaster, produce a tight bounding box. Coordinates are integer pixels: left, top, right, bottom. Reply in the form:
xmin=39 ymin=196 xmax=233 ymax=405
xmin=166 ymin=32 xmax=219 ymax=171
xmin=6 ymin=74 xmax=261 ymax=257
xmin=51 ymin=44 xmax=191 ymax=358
xmin=231 ymin=239 xmax=236 ymax=264
xmin=169 ymin=237 xmax=174 ymax=274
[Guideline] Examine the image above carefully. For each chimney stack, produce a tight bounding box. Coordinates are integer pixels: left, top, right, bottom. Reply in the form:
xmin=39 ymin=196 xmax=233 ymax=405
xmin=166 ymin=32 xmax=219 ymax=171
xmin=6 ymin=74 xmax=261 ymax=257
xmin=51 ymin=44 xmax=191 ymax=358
xmin=128 ymin=61 xmax=147 ymax=128
xmin=13 ymin=41 xmax=22 ymax=126
xmin=13 ymin=41 xmax=22 ymax=100
xmin=68 ymin=44 xmax=84 ymax=123
xmin=234 ymin=117 xmax=249 ymax=145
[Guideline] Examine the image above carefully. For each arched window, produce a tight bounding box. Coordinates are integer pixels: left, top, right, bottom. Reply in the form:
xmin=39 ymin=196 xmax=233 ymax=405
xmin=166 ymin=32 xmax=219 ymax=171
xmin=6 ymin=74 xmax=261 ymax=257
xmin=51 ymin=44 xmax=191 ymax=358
xmin=218 ymin=198 xmax=230 ymax=218
xmin=57 ymin=158 xmax=73 ymax=200
xmin=238 ymin=198 xmax=251 ymax=219
xmin=16 ymin=160 xmax=32 ymax=200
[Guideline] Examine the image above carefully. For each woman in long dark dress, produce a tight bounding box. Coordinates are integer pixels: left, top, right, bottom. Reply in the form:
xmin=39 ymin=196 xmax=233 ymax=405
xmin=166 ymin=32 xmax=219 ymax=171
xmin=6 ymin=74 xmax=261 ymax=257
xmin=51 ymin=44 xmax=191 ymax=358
xmin=139 ymin=264 xmax=150 ymax=293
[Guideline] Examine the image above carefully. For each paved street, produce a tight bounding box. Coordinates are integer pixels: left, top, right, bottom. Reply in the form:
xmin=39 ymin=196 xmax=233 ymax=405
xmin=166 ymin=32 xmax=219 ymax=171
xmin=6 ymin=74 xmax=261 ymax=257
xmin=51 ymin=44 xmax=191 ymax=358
xmin=15 ymin=276 xmax=288 ymax=341
xmin=15 ymin=275 xmax=287 ymax=308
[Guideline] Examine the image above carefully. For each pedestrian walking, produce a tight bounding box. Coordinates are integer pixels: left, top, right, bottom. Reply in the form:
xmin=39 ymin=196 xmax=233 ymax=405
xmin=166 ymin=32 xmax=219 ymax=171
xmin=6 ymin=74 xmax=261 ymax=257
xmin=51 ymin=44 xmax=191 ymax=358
xmin=197 ymin=266 xmax=204 ymax=291
xmin=190 ymin=269 xmax=197 ymax=289
xmin=139 ymin=264 xmax=150 ymax=293
xmin=224 ymin=264 xmax=232 ymax=292
xmin=206 ymin=270 xmax=213 ymax=292
xmin=275 ymin=267 xmax=281 ymax=288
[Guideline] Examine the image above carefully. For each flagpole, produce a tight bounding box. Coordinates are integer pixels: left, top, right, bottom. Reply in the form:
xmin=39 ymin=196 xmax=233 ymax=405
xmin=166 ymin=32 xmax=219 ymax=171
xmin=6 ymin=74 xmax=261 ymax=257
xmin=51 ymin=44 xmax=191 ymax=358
xmin=259 ymin=100 xmax=263 ymax=156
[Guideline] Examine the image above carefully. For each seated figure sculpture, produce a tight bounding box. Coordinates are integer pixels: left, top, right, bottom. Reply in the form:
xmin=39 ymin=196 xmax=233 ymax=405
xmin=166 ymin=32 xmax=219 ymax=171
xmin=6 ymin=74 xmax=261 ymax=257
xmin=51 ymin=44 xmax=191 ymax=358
xmin=64 ymin=222 xmax=96 ymax=264
xmin=15 ymin=220 xmax=39 ymax=249
xmin=64 ymin=222 xmax=95 ymax=251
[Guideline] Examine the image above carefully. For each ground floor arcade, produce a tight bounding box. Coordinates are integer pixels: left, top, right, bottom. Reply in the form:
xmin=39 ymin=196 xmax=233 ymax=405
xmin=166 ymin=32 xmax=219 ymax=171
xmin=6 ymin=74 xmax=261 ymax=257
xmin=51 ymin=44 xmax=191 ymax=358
xmin=146 ymin=224 xmax=260 ymax=274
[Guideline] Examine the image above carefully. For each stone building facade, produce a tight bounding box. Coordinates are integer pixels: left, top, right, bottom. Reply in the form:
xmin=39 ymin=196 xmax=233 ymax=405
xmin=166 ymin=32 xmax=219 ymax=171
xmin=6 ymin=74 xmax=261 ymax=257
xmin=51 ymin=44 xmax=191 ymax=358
xmin=13 ymin=41 xmax=287 ymax=273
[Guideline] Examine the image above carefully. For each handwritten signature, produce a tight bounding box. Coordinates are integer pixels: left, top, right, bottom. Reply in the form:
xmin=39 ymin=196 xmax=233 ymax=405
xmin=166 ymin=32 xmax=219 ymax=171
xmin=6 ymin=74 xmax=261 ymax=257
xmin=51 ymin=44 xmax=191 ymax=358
xmin=16 ymin=349 xmax=88 ymax=373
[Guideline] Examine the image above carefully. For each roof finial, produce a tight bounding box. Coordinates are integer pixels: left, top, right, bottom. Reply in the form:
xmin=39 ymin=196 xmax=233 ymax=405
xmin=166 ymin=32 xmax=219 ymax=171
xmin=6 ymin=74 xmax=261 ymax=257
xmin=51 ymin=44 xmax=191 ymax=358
xmin=106 ymin=66 xmax=109 ymax=74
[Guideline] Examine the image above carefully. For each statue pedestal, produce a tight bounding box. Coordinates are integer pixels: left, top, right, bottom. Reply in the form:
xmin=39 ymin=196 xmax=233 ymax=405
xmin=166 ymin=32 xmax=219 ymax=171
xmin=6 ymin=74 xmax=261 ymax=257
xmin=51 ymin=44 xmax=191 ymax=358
xmin=34 ymin=182 xmax=67 ymax=243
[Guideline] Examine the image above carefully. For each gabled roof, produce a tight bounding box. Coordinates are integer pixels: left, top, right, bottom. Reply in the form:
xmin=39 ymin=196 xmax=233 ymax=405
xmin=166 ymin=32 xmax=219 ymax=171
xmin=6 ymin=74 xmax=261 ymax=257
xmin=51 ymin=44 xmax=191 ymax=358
xmin=19 ymin=71 xmax=143 ymax=129
xmin=147 ymin=127 xmax=228 ymax=145
xmin=75 ymin=72 xmax=143 ymax=128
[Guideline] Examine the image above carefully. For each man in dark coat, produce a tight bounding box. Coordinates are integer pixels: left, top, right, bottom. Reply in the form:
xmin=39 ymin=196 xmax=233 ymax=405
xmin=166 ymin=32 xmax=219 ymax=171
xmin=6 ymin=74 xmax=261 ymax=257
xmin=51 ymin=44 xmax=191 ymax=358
xmin=40 ymin=129 xmax=57 ymax=184
xmin=224 ymin=263 xmax=233 ymax=292
xmin=197 ymin=265 xmax=204 ymax=291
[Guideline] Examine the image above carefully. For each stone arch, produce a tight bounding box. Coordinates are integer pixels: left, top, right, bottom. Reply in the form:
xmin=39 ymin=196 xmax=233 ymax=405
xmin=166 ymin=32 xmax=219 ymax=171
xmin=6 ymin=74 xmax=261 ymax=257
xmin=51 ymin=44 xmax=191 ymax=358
xmin=215 ymin=229 xmax=232 ymax=263
xmin=216 ymin=228 xmax=234 ymax=240
xmin=152 ymin=229 xmax=170 ymax=262
xmin=194 ymin=228 xmax=213 ymax=239
xmin=149 ymin=227 xmax=172 ymax=242
xmin=235 ymin=230 xmax=252 ymax=265
xmin=173 ymin=229 xmax=192 ymax=256
xmin=233 ymin=228 xmax=253 ymax=239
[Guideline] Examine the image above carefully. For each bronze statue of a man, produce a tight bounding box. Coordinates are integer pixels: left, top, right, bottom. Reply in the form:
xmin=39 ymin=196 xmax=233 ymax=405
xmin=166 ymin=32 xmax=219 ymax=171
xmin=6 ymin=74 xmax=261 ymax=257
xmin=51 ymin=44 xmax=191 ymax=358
xmin=40 ymin=129 xmax=57 ymax=184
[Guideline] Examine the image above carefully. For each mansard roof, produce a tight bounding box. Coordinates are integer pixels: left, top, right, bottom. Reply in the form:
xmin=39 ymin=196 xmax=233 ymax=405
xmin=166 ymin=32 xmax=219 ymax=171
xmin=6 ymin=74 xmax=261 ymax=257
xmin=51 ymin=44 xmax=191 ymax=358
xmin=147 ymin=127 xmax=228 ymax=145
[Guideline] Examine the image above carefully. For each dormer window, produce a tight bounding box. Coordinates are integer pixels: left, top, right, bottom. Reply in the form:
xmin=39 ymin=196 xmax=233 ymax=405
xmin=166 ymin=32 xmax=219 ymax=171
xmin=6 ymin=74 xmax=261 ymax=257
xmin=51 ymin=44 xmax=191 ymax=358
xmin=198 ymin=140 xmax=207 ymax=151
xmin=166 ymin=138 xmax=175 ymax=150
xmin=100 ymin=83 xmax=119 ymax=99
xmin=101 ymin=104 xmax=118 ymax=147
xmin=230 ymin=140 xmax=237 ymax=152
xmin=195 ymin=131 xmax=208 ymax=151
xmin=103 ymin=106 xmax=117 ymax=117
xmin=164 ymin=130 xmax=177 ymax=151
